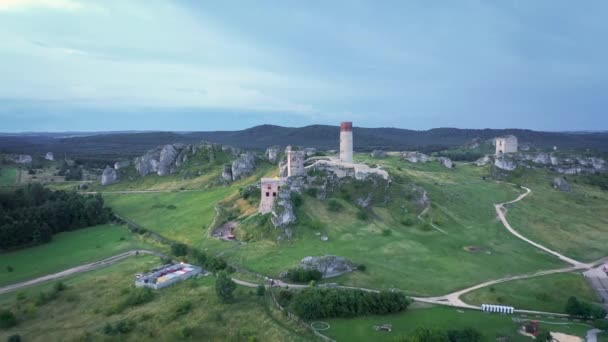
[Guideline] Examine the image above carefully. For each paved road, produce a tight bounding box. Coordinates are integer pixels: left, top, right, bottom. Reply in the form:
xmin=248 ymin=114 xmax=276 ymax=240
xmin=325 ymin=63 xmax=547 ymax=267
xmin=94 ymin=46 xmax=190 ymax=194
xmin=0 ymin=249 xmax=166 ymax=295
xmin=587 ymin=329 xmax=601 ymax=342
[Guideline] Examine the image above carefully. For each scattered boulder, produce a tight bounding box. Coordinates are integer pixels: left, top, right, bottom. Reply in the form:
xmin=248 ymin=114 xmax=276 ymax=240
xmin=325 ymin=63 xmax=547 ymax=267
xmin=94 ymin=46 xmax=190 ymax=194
xmin=101 ymin=166 xmax=118 ymax=186
xmin=265 ymin=146 xmax=281 ymax=163
xmin=303 ymin=148 xmax=317 ymax=157
xmin=370 ymin=150 xmax=386 ymax=158
xmin=298 ymin=255 xmax=357 ymax=278
xmin=475 ymin=155 xmax=492 ymax=166
xmin=437 ymin=157 xmax=453 ymax=169
xmin=410 ymin=184 xmax=430 ymax=212
xmin=401 ymin=151 xmax=429 ymax=163
xmin=45 ymin=152 xmax=54 ymax=161
xmin=114 ymin=160 xmax=130 ymax=170
xmin=7 ymin=154 xmax=32 ymax=164
xmin=552 ymin=177 xmax=571 ymax=192
xmin=231 ymin=153 xmax=256 ymax=181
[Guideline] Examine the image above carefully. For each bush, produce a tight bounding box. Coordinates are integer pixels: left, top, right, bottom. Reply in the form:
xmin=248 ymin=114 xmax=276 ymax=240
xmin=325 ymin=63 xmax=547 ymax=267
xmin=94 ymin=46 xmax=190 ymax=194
xmin=7 ymin=334 xmax=21 ymax=342
xmin=166 ymin=204 xmax=177 ymax=210
xmin=292 ymin=193 xmax=303 ymax=207
xmin=103 ymin=320 xmax=135 ymax=335
xmin=171 ymin=243 xmax=188 ymax=257
xmin=6 ymin=266 xmax=13 ymax=273
xmin=173 ymin=301 xmax=193 ymax=317
xmin=357 ymin=264 xmax=367 ymax=272
xmin=285 ymin=269 xmax=323 ymax=283
xmin=356 ymin=209 xmax=368 ymax=221
xmin=400 ymin=218 xmax=414 ymax=226
xmin=0 ymin=310 xmax=17 ymax=329
xmin=327 ymin=199 xmax=343 ymax=212
xmin=566 ymin=296 xmax=607 ymax=319
xmin=120 ymin=287 xmax=154 ymax=310
xmin=382 ymin=229 xmax=392 ymax=236
xmin=305 ymin=188 xmax=318 ymax=197
xmin=593 ymin=319 xmax=608 ymax=330
xmin=256 ymin=285 xmax=266 ymax=297
xmin=53 ymin=281 xmax=67 ymax=292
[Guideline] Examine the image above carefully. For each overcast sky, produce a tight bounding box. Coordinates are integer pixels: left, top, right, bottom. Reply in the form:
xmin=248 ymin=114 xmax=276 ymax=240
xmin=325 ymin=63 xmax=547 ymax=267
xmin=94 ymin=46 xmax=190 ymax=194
xmin=1 ymin=0 xmax=607 ymax=132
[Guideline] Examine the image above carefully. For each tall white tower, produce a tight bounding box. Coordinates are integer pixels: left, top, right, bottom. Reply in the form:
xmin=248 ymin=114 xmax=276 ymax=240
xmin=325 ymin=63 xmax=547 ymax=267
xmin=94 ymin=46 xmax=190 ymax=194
xmin=339 ymin=122 xmax=353 ymax=163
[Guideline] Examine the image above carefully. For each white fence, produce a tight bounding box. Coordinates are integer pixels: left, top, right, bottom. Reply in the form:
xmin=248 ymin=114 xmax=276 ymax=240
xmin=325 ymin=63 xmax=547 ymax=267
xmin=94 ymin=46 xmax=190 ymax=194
xmin=482 ymin=304 xmax=514 ymax=314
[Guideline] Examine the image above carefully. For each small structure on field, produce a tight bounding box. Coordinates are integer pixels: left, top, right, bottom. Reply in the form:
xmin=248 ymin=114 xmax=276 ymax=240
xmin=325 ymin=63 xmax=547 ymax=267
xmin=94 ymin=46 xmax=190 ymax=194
xmin=481 ymin=304 xmax=514 ymax=314
xmin=135 ymin=263 xmax=202 ymax=289
xmin=373 ymin=324 xmax=392 ymax=332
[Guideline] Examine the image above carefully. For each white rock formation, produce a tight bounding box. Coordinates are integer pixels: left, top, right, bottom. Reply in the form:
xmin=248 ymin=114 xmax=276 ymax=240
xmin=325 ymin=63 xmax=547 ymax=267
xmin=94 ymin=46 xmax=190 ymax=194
xmin=265 ymin=146 xmax=281 ymax=163
xmin=101 ymin=166 xmax=118 ymax=186
xmin=298 ymin=255 xmax=357 ymax=278
xmin=437 ymin=157 xmax=453 ymax=168
xmin=45 ymin=152 xmax=54 ymax=161
xmin=231 ymin=153 xmax=256 ymax=180
xmin=402 ymin=151 xmax=429 ymax=163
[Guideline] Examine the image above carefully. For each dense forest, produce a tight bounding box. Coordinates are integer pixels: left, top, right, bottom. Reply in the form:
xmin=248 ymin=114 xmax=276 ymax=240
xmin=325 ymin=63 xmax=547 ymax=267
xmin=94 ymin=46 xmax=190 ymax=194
xmin=0 ymin=184 xmax=113 ymax=250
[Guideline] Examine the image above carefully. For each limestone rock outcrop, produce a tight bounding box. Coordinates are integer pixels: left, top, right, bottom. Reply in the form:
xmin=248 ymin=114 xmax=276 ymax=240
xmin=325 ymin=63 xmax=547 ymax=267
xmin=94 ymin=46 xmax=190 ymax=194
xmin=306 ymin=160 xmax=389 ymax=180
xmin=101 ymin=166 xmax=118 ymax=186
xmin=370 ymin=150 xmax=386 ymax=158
xmin=494 ymin=157 xmax=517 ymax=171
xmin=410 ymin=184 xmax=430 ymax=212
xmin=114 ymin=160 xmax=130 ymax=170
xmin=231 ymin=153 xmax=256 ymax=181
xmin=464 ymin=138 xmax=481 ymax=149
xmin=271 ymin=185 xmax=297 ymax=236
xmin=298 ymin=255 xmax=357 ymax=278
xmin=475 ymin=155 xmax=492 ymax=166
xmin=265 ymin=146 xmax=281 ymax=163
xmin=303 ymin=148 xmax=317 ymax=157
xmin=552 ymin=177 xmax=571 ymax=192
xmin=402 ymin=151 xmax=429 ymax=163
xmin=7 ymin=154 xmax=32 ymax=164
xmin=45 ymin=152 xmax=54 ymax=161
xmin=437 ymin=157 xmax=453 ymax=169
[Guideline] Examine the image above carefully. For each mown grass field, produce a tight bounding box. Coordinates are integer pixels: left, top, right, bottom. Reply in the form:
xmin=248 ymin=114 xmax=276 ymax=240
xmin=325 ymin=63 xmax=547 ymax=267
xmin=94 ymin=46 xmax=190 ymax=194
xmin=324 ymin=306 xmax=590 ymax=342
xmin=0 ymin=224 xmax=153 ymax=287
xmin=211 ymin=158 xmax=565 ymax=296
xmin=0 ymin=255 xmax=309 ymax=342
xmin=506 ymin=169 xmax=608 ymax=262
xmin=0 ymin=167 xmax=18 ymax=186
xmin=461 ymin=272 xmax=599 ymax=313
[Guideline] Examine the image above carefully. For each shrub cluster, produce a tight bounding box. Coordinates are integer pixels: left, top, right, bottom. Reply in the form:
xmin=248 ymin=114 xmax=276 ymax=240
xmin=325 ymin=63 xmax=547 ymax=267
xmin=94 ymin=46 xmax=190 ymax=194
xmin=327 ymin=199 xmax=343 ymax=212
xmin=0 ymin=309 xmax=17 ymax=329
xmin=284 ymin=288 xmax=411 ymax=320
xmin=285 ymin=268 xmax=323 ymax=283
xmin=103 ymin=320 xmax=136 ymax=335
xmin=565 ymin=296 xmax=607 ymax=319
xmin=190 ymin=249 xmax=228 ymax=272
xmin=398 ymin=327 xmax=483 ymax=342
xmin=0 ymin=184 xmax=113 ymax=250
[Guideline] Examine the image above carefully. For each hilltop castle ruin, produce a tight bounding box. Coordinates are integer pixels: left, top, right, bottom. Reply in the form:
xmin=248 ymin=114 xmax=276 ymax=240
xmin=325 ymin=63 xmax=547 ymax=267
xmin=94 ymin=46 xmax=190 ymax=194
xmin=495 ymin=135 xmax=518 ymax=156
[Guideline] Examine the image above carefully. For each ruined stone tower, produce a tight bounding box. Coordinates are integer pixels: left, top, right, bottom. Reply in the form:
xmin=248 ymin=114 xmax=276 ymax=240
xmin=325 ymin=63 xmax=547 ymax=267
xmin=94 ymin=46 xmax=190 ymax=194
xmin=287 ymin=150 xmax=305 ymax=177
xmin=259 ymin=177 xmax=285 ymax=214
xmin=495 ymin=135 xmax=518 ymax=156
xmin=340 ymin=121 xmax=353 ymax=163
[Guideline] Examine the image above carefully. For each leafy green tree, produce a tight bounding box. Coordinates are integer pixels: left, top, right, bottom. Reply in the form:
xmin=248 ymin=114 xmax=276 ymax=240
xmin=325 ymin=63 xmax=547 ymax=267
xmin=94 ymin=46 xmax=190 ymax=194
xmin=215 ymin=271 xmax=236 ymax=303
xmin=256 ymin=285 xmax=266 ymax=297
xmin=535 ymin=330 xmax=552 ymax=342
xmin=171 ymin=243 xmax=188 ymax=257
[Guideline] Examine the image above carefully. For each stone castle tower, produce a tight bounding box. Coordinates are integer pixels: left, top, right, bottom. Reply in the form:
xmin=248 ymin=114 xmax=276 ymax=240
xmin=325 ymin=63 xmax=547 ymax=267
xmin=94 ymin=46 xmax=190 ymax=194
xmin=259 ymin=178 xmax=285 ymax=214
xmin=340 ymin=122 xmax=353 ymax=163
xmin=287 ymin=150 xmax=305 ymax=177
xmin=495 ymin=135 xmax=518 ymax=156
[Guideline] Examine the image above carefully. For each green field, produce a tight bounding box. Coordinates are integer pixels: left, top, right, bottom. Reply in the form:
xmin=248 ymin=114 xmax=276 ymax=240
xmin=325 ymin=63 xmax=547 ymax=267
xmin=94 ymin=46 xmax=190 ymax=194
xmin=0 ymin=224 xmax=153 ymax=287
xmin=0 ymin=255 xmax=309 ymax=342
xmin=324 ymin=306 xmax=590 ymax=341
xmin=506 ymin=169 xmax=608 ymax=262
xmin=0 ymin=167 xmax=18 ymax=186
xmin=461 ymin=272 xmax=599 ymax=313
xmin=104 ymin=188 xmax=235 ymax=246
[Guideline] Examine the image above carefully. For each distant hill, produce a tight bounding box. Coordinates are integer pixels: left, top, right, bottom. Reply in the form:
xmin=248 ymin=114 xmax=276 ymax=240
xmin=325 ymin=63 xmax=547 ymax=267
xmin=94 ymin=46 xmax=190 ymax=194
xmin=1 ymin=125 xmax=608 ymax=158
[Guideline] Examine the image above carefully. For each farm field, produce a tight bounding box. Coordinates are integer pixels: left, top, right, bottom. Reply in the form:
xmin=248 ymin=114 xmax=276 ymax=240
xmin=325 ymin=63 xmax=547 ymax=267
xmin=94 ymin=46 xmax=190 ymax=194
xmin=461 ymin=272 xmax=599 ymax=313
xmin=324 ymin=306 xmax=590 ymax=342
xmin=210 ymin=159 xmax=565 ymax=296
xmin=0 ymin=255 xmax=309 ymax=341
xmin=0 ymin=224 xmax=153 ymax=287
xmin=506 ymin=169 xmax=608 ymax=262
xmin=0 ymin=167 xmax=18 ymax=186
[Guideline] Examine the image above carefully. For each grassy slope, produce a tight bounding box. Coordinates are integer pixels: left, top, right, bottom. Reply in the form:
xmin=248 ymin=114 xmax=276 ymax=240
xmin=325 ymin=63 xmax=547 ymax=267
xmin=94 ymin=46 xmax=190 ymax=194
xmin=506 ymin=169 xmax=608 ymax=262
xmin=0 ymin=255 xmax=308 ymax=342
xmin=324 ymin=306 xmax=590 ymax=342
xmin=0 ymin=167 xmax=18 ymax=186
xmin=103 ymin=164 xmax=276 ymax=247
xmin=216 ymin=157 xmax=564 ymax=296
xmin=0 ymin=224 xmax=153 ymax=287
xmin=461 ymin=272 xmax=599 ymax=313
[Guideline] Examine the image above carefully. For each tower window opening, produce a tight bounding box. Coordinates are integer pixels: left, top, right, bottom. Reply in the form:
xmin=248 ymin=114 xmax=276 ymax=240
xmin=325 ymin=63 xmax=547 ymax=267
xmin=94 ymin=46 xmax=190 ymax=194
xmin=272 ymin=192 xmax=276 ymax=197
xmin=266 ymin=192 xmax=270 ymax=197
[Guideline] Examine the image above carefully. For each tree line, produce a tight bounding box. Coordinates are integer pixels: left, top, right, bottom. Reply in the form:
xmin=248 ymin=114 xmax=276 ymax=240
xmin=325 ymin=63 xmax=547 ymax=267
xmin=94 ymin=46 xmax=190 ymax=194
xmin=277 ymin=288 xmax=411 ymax=320
xmin=0 ymin=183 xmax=113 ymax=250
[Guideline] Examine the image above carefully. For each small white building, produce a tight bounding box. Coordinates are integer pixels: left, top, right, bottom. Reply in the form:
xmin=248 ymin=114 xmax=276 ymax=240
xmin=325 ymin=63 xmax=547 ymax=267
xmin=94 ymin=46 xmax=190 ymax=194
xmin=259 ymin=177 xmax=286 ymax=214
xmin=495 ymin=135 xmax=518 ymax=156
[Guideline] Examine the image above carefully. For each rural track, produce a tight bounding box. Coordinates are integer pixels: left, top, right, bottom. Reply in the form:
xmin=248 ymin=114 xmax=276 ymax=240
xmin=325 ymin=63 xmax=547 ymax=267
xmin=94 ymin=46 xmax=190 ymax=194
xmin=0 ymin=249 xmax=167 ymax=295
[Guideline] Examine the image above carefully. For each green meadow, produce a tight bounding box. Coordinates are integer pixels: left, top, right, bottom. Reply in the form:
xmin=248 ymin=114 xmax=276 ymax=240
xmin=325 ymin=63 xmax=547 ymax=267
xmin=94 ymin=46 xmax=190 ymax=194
xmin=0 ymin=224 xmax=152 ymax=287
xmin=0 ymin=167 xmax=18 ymax=187
xmin=0 ymin=255 xmax=309 ymax=342
xmin=461 ymin=271 xmax=599 ymax=313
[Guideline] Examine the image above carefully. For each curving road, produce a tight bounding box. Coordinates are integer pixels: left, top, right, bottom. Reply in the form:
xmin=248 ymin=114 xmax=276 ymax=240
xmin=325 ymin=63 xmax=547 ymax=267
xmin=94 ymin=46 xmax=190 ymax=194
xmin=0 ymin=249 xmax=166 ymax=295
